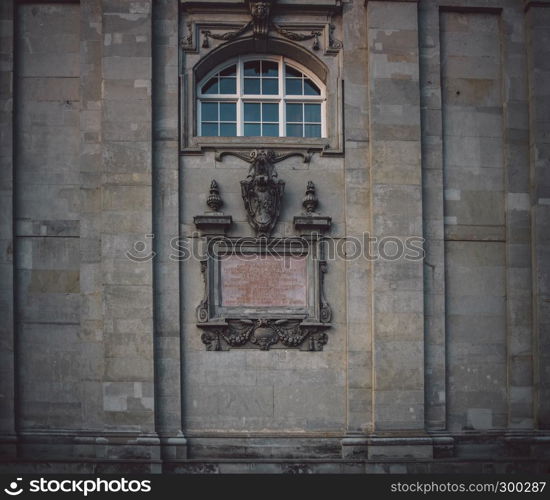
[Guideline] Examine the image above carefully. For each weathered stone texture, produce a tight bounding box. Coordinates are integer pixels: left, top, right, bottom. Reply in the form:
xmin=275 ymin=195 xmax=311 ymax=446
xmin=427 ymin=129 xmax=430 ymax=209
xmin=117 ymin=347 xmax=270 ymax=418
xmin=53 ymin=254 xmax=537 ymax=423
xmin=15 ymin=3 xmax=83 ymax=431
xmin=368 ymin=0 xmax=424 ymax=431
xmin=439 ymin=10 xmax=508 ymax=432
xmin=526 ymin=1 xmax=550 ymax=429
xmin=0 ymin=0 xmax=548 ymax=470
xmin=0 ymin=0 xmax=15 ymax=458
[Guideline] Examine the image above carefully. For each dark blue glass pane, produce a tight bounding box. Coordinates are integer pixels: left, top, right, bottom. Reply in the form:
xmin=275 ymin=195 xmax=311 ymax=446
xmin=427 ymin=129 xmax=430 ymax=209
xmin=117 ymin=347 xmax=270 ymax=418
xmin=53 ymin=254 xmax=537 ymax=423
xmin=286 ymin=103 xmax=302 ymax=122
xmin=201 ymin=123 xmax=218 ymax=136
xmin=262 ymin=124 xmax=278 ymax=137
xmin=305 ymin=124 xmax=321 ymax=138
xmin=220 ymin=123 xmax=236 ymax=136
xmin=304 ymin=78 xmax=320 ymax=96
xmin=202 ymin=77 xmax=218 ymax=95
xmin=244 ymin=123 xmax=261 ymax=136
xmin=285 ymin=65 xmax=302 ymax=78
xmin=262 ymin=60 xmax=278 ymax=77
xmin=220 ymin=102 xmax=236 ymax=121
xmin=262 ymin=103 xmax=278 ymax=122
xmin=286 ymin=123 xmax=302 ymax=137
xmin=285 ymin=78 xmax=302 ymax=95
xmin=304 ymin=103 xmax=321 ymax=123
xmin=220 ymin=65 xmax=236 ymax=77
xmin=244 ymin=78 xmax=260 ymax=94
xmin=244 ymin=103 xmax=261 ymax=121
xmin=219 ymin=77 xmax=236 ymax=94
xmin=244 ymin=61 xmax=260 ymax=76
xmin=262 ymin=78 xmax=278 ymax=95
xmin=201 ymin=102 xmax=218 ymax=121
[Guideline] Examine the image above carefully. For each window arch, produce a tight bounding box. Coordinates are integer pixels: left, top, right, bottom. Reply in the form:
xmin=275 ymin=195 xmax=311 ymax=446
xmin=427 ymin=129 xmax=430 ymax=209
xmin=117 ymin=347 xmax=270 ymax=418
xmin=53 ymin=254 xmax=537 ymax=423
xmin=197 ymin=55 xmax=326 ymax=138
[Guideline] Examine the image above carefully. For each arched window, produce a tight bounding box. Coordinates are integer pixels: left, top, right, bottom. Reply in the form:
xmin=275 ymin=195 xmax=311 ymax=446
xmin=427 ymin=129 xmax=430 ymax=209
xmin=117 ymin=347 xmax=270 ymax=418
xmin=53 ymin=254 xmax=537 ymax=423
xmin=197 ymin=55 xmax=326 ymax=138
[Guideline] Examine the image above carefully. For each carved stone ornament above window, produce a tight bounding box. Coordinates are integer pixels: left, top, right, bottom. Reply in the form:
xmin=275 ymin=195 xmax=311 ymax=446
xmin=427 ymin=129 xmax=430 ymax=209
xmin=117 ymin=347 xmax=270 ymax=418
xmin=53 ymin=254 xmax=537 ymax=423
xmin=181 ymin=0 xmax=342 ymax=55
xmin=195 ymin=0 xmax=327 ymax=51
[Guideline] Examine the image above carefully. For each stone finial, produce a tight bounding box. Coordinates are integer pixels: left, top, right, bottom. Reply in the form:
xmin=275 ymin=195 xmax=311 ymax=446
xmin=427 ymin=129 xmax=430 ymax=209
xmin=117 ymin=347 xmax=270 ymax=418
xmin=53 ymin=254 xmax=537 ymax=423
xmin=294 ymin=180 xmax=331 ymax=234
xmin=302 ymin=180 xmax=318 ymax=214
xmin=207 ymin=179 xmax=222 ymax=212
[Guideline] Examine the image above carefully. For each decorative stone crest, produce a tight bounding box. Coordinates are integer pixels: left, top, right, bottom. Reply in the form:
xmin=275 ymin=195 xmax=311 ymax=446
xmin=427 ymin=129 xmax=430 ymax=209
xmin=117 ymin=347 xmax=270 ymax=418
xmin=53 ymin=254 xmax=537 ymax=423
xmin=216 ymin=149 xmax=309 ymax=237
xmin=240 ymin=150 xmax=284 ymax=237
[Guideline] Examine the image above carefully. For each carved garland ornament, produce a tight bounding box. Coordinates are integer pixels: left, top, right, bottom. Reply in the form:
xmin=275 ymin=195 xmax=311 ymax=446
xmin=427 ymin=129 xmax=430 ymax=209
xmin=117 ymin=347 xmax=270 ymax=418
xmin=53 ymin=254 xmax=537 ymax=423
xmin=199 ymin=0 xmax=324 ymax=51
xmin=201 ymin=319 xmax=329 ymax=352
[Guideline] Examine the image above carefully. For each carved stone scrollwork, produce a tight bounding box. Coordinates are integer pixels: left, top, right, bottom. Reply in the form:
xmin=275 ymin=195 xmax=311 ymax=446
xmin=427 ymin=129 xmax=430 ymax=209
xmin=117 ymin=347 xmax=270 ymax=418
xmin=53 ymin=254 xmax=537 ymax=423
xmin=327 ymin=24 xmax=343 ymax=52
xmin=283 ymin=464 xmax=313 ymax=474
xmin=319 ymin=260 xmax=332 ymax=323
xmin=199 ymin=319 xmax=329 ymax=351
xmin=181 ymin=22 xmax=194 ymax=49
xmin=197 ymin=259 xmax=209 ymax=323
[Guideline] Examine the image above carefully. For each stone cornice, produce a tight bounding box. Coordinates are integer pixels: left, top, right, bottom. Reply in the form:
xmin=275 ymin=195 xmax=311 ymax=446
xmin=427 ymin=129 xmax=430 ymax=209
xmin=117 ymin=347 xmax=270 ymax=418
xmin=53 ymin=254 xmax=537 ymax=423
xmin=364 ymin=0 xmax=419 ymax=4
xmin=524 ymin=0 xmax=550 ymax=12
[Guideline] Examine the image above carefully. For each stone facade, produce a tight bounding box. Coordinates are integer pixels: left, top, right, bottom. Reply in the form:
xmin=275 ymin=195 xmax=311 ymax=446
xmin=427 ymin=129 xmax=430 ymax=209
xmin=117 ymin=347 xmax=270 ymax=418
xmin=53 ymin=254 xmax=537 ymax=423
xmin=0 ymin=0 xmax=549 ymax=473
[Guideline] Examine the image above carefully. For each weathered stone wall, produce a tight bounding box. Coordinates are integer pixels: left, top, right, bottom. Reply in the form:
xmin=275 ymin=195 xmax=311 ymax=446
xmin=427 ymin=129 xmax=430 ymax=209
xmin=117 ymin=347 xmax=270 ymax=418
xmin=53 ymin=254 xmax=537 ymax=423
xmin=15 ymin=2 xmax=83 ymax=430
xmin=526 ymin=0 xmax=550 ymax=429
xmin=0 ymin=0 xmax=548 ymax=471
xmin=440 ymin=11 xmax=507 ymax=432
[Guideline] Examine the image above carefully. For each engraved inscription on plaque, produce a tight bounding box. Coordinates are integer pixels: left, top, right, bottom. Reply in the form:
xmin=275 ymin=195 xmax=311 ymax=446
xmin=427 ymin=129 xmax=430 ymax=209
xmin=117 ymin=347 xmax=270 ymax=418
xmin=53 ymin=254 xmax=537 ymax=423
xmin=221 ymin=254 xmax=307 ymax=307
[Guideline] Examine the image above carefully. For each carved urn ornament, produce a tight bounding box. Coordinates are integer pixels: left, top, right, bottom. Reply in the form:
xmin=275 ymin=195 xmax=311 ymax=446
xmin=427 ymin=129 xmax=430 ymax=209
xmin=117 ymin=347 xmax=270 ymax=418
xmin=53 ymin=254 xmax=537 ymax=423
xmin=302 ymin=180 xmax=318 ymax=214
xmin=206 ymin=179 xmax=223 ymax=212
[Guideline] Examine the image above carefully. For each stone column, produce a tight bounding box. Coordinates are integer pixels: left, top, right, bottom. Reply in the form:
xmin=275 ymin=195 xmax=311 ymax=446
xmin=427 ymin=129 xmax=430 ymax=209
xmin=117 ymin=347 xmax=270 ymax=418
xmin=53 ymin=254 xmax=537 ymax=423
xmin=525 ymin=0 xmax=550 ymax=430
xmin=100 ymin=0 xmax=158 ymax=462
xmin=418 ymin=0 xmax=446 ymax=433
xmin=341 ymin=0 xmax=372 ymax=458
xmin=152 ymin=0 xmax=187 ymax=460
xmin=500 ymin=5 xmax=533 ymax=432
xmin=366 ymin=0 xmax=428 ymax=457
xmin=80 ymin=0 xmax=105 ymax=437
xmin=0 ymin=0 xmax=16 ymax=459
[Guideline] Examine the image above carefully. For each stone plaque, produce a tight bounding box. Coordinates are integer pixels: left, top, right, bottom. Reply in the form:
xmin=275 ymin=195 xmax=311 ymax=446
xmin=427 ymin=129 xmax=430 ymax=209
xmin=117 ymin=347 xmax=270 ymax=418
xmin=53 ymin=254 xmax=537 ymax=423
xmin=220 ymin=254 xmax=307 ymax=307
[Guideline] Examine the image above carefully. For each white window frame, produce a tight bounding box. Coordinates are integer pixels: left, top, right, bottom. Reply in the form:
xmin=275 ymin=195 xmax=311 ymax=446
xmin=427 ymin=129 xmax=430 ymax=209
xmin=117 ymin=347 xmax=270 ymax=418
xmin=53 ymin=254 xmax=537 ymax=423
xmin=197 ymin=55 xmax=327 ymax=138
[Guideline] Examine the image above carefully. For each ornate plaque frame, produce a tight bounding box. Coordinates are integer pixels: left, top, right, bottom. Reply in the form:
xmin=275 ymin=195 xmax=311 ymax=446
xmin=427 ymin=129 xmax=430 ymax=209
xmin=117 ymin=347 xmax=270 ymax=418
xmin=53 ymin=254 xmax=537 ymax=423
xmin=197 ymin=236 xmax=331 ymax=351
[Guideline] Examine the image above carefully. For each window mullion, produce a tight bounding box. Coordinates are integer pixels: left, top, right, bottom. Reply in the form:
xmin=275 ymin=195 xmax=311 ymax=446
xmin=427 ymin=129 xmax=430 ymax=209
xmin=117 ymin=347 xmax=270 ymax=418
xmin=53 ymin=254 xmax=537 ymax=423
xmin=280 ymin=99 xmax=285 ymax=137
xmin=237 ymin=58 xmax=243 ymax=136
xmin=217 ymin=102 xmax=221 ymax=137
xmin=198 ymin=98 xmax=201 ymax=136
